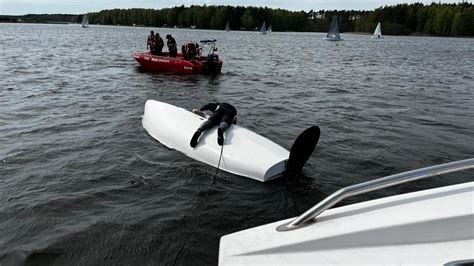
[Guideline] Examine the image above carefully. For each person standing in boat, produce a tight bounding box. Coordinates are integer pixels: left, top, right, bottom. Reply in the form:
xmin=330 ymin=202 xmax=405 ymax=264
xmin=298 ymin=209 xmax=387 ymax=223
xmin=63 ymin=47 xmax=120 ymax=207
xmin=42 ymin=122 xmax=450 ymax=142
xmin=166 ymin=34 xmax=178 ymax=58
xmin=147 ymin=30 xmax=155 ymax=52
xmin=154 ymin=33 xmax=164 ymax=56
xmin=190 ymin=102 xmax=237 ymax=148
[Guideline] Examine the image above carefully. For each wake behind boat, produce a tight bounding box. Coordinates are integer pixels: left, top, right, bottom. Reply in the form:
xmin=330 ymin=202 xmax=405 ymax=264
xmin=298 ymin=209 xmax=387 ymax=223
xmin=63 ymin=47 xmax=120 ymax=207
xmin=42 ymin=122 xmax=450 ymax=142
xmin=142 ymin=100 xmax=320 ymax=182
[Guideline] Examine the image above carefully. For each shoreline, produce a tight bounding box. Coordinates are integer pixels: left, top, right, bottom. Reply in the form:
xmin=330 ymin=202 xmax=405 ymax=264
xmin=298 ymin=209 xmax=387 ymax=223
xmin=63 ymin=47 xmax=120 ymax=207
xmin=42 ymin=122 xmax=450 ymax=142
xmin=1 ymin=22 xmax=472 ymax=38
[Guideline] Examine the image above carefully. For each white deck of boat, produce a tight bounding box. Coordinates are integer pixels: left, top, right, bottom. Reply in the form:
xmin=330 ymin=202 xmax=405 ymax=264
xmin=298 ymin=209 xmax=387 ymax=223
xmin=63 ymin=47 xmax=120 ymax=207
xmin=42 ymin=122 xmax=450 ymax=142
xmin=219 ymin=182 xmax=474 ymax=265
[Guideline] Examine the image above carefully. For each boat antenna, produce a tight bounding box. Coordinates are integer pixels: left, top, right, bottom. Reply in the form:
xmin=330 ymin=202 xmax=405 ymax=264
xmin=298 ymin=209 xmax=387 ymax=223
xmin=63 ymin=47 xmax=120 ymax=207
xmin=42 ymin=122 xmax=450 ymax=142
xmin=212 ymin=145 xmax=224 ymax=184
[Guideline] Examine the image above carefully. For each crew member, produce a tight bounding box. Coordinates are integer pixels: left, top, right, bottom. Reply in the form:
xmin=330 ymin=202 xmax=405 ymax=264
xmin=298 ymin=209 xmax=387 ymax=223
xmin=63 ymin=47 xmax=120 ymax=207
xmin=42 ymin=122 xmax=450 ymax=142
xmin=181 ymin=43 xmax=188 ymax=60
xmin=166 ymin=34 xmax=178 ymax=58
xmin=153 ymin=33 xmax=164 ymax=56
xmin=147 ymin=30 xmax=154 ymax=51
xmin=188 ymin=43 xmax=198 ymax=60
xmin=190 ymin=102 xmax=237 ymax=148
xmin=182 ymin=42 xmax=200 ymax=60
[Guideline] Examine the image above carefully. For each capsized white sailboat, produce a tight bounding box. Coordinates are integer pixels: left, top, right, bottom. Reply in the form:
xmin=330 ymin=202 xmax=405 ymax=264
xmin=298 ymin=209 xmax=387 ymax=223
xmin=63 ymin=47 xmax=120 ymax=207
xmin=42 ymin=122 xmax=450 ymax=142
xmin=259 ymin=21 xmax=267 ymax=35
xmin=324 ymin=16 xmax=341 ymax=41
xmin=372 ymin=22 xmax=383 ymax=38
xmin=82 ymin=14 xmax=89 ymax=28
xmin=142 ymin=100 xmax=320 ymax=182
xmin=219 ymin=159 xmax=474 ymax=265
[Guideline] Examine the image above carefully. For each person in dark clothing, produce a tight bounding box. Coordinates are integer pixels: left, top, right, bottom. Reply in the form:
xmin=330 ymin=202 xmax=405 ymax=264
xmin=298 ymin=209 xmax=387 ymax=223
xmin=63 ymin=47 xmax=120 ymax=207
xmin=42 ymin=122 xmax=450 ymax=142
xmin=153 ymin=33 xmax=164 ymax=56
xmin=187 ymin=43 xmax=199 ymax=60
xmin=166 ymin=34 xmax=178 ymax=58
xmin=181 ymin=44 xmax=188 ymax=60
xmin=147 ymin=31 xmax=154 ymax=53
xmin=182 ymin=42 xmax=199 ymax=60
xmin=190 ymin=102 xmax=237 ymax=148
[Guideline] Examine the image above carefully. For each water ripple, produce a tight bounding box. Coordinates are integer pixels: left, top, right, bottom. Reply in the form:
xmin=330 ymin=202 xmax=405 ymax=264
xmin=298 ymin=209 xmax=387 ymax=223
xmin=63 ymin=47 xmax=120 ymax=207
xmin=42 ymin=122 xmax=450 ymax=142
xmin=0 ymin=24 xmax=473 ymax=265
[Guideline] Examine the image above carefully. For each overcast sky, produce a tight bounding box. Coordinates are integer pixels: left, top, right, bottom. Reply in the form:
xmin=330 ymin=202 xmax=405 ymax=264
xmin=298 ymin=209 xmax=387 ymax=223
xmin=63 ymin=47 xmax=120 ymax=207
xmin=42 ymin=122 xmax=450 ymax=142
xmin=0 ymin=0 xmax=466 ymax=15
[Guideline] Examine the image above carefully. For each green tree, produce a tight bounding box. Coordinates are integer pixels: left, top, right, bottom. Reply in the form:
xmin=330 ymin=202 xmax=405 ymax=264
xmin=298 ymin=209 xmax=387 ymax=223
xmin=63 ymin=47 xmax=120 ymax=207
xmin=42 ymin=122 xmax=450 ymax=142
xmin=19 ymin=2 xmax=469 ymax=37
xmin=241 ymin=9 xmax=256 ymax=30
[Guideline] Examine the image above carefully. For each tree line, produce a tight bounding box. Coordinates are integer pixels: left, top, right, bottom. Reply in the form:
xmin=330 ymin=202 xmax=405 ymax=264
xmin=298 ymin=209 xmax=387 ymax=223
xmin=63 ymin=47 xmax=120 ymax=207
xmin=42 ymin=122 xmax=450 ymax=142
xmin=355 ymin=2 xmax=474 ymax=36
xmin=1 ymin=3 xmax=472 ymax=36
xmin=0 ymin=14 xmax=82 ymax=24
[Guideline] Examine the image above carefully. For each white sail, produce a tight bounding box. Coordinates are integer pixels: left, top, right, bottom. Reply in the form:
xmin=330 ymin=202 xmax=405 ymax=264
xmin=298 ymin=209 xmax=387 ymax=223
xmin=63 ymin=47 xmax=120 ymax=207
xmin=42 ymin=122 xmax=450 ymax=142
xmin=268 ymin=25 xmax=272 ymax=33
xmin=372 ymin=22 xmax=383 ymax=38
xmin=225 ymin=21 xmax=230 ymax=31
xmin=324 ymin=16 xmax=341 ymax=41
xmin=82 ymin=14 xmax=89 ymax=28
xmin=259 ymin=21 xmax=267 ymax=35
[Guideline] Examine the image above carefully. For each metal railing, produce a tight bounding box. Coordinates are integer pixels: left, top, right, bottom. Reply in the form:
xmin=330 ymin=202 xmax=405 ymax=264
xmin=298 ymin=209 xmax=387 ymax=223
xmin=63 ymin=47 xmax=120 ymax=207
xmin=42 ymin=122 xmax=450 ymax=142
xmin=276 ymin=158 xmax=474 ymax=231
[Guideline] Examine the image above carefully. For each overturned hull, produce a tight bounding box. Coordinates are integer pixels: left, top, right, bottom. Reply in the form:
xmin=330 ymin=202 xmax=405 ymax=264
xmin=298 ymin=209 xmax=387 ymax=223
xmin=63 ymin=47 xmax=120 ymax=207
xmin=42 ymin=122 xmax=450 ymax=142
xmin=142 ymin=100 xmax=319 ymax=182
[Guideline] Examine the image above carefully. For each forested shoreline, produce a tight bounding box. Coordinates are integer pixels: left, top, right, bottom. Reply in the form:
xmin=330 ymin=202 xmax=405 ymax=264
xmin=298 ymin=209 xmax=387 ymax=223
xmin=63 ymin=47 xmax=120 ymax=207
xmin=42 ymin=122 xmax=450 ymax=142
xmin=1 ymin=2 xmax=473 ymax=36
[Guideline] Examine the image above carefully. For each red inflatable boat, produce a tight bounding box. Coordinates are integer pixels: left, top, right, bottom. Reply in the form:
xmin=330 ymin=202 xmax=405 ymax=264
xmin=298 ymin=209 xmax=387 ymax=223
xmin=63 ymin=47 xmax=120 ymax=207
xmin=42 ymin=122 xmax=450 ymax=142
xmin=132 ymin=40 xmax=223 ymax=75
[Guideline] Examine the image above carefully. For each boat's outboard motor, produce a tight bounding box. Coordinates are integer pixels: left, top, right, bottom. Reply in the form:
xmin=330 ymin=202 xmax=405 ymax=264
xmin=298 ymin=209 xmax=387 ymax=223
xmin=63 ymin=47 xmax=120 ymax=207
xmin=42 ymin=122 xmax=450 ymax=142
xmin=205 ymin=54 xmax=219 ymax=75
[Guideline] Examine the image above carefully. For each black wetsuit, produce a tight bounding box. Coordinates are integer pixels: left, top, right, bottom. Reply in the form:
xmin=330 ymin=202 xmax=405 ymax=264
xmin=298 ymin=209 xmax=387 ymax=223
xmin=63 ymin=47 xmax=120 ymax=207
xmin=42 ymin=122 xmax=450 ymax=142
xmin=200 ymin=102 xmax=237 ymax=128
xmin=167 ymin=37 xmax=178 ymax=58
xmin=190 ymin=102 xmax=237 ymax=147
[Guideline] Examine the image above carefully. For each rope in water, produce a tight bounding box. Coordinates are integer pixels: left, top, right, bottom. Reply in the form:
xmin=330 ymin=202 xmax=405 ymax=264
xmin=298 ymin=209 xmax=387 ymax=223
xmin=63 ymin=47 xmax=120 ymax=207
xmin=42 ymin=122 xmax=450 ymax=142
xmin=212 ymin=144 xmax=224 ymax=183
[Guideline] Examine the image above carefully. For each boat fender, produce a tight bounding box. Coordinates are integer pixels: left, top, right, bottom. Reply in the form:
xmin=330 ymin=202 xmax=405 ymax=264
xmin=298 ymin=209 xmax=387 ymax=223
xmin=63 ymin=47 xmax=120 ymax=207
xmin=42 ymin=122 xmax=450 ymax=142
xmin=287 ymin=126 xmax=320 ymax=172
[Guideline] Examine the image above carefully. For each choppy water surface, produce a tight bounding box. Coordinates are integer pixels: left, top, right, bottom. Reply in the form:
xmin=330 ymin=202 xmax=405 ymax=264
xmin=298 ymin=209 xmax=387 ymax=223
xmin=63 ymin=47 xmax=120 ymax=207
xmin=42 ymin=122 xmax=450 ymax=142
xmin=0 ymin=23 xmax=473 ymax=265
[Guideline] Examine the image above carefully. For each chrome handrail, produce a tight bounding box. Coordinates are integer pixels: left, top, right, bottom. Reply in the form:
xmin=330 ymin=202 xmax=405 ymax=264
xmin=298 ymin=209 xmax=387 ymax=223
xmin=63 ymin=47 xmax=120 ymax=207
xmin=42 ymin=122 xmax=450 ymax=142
xmin=277 ymin=158 xmax=474 ymax=231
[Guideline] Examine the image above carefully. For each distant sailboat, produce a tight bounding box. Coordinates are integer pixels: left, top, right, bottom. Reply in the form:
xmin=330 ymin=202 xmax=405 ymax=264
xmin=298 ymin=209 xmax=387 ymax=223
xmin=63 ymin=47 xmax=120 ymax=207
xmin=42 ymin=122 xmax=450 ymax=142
xmin=372 ymin=22 xmax=383 ymax=38
xmin=259 ymin=21 xmax=267 ymax=35
xmin=268 ymin=25 xmax=272 ymax=33
xmin=324 ymin=16 xmax=341 ymax=41
xmin=82 ymin=14 xmax=89 ymax=28
xmin=225 ymin=21 xmax=230 ymax=32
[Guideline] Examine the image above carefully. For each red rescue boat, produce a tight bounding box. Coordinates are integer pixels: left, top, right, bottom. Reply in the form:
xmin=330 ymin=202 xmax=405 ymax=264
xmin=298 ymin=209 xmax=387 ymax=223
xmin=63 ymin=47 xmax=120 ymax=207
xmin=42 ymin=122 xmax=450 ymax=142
xmin=132 ymin=39 xmax=223 ymax=75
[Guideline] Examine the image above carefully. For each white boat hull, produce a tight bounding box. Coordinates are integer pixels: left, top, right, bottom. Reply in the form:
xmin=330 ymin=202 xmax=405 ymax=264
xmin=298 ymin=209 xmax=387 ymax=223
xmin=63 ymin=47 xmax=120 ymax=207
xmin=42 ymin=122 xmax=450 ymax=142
xmin=142 ymin=100 xmax=290 ymax=182
xmin=219 ymin=182 xmax=474 ymax=264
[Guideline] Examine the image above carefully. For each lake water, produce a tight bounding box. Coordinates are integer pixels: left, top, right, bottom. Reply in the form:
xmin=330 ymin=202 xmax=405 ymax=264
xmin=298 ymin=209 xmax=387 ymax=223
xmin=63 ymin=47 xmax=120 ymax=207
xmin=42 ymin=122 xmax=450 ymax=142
xmin=0 ymin=23 xmax=473 ymax=265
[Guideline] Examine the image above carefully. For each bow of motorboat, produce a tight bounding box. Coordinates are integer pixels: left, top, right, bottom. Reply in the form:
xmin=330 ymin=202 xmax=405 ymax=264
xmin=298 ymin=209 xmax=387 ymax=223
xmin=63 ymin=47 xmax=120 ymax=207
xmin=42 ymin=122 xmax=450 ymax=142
xmin=219 ymin=159 xmax=474 ymax=265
